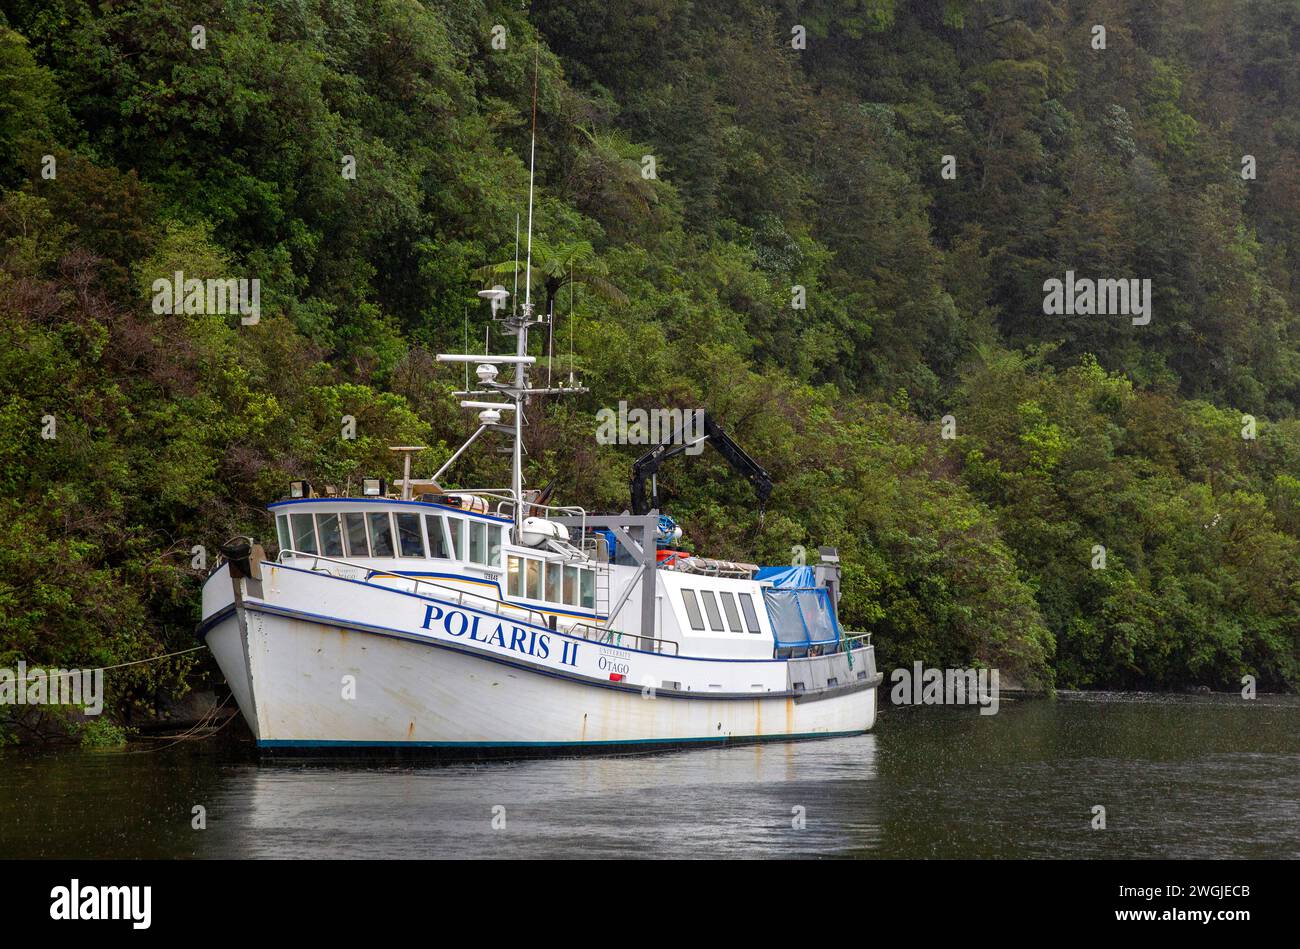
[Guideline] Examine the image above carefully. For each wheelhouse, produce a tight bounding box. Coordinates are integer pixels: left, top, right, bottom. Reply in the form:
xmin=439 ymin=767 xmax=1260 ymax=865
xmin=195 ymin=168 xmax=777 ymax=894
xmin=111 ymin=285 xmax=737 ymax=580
xmin=269 ymin=497 xmax=601 ymax=620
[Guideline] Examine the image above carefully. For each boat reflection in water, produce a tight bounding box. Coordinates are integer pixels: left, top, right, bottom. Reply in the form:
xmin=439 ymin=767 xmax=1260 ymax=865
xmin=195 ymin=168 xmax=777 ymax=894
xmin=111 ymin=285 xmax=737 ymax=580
xmin=216 ymin=733 xmax=883 ymax=859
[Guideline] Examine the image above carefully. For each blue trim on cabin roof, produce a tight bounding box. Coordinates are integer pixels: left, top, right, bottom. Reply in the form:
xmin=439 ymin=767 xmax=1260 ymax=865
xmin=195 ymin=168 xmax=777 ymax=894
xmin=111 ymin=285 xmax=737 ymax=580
xmin=268 ymin=496 xmax=513 ymax=523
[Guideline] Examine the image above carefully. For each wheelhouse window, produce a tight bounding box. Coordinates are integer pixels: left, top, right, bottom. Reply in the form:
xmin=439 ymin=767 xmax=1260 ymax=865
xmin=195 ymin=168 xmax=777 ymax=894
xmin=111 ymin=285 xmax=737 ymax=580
xmin=343 ymin=512 xmax=369 ymax=557
xmin=316 ymin=513 xmax=344 ymax=557
xmin=488 ymin=525 xmax=504 ymax=566
xmin=447 ymin=517 xmax=464 ymax=560
xmin=469 ymin=521 xmax=488 ymax=565
xmin=525 ymin=559 xmax=541 ymax=599
xmin=563 ymin=565 xmax=579 ymax=606
xmin=507 ymin=556 xmax=523 ymax=597
xmin=719 ymin=591 xmax=744 ymax=633
xmin=579 ymin=569 xmax=595 ymax=610
xmin=699 ymin=590 xmax=725 ymax=631
xmin=395 ymin=512 xmax=425 ymax=557
xmin=738 ymin=592 xmax=762 ymax=634
xmin=367 ymin=512 xmax=395 ymax=557
xmin=544 ymin=561 xmax=562 ymax=602
xmin=680 ymin=589 xmax=705 ymax=631
xmin=275 ymin=514 xmax=289 ymax=552
xmin=425 ymin=514 xmax=449 ymax=559
xmin=290 ymin=513 xmax=318 ymax=555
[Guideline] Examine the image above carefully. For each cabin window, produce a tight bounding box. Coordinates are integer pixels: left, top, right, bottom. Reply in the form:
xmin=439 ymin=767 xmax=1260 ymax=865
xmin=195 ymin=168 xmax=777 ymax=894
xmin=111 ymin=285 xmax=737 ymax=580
xmin=699 ymin=590 xmax=725 ymax=631
xmin=544 ymin=561 xmax=563 ymax=602
xmin=579 ymin=569 xmax=595 ymax=610
xmin=525 ymin=558 xmax=542 ymax=599
xmin=447 ymin=517 xmax=464 ymax=560
xmin=395 ymin=513 xmax=425 ymax=557
xmin=719 ymin=591 xmax=744 ymax=633
xmin=316 ymin=513 xmax=344 ymax=557
xmin=367 ymin=512 xmax=395 ymax=557
xmin=275 ymin=514 xmax=290 ymax=552
xmin=563 ymin=565 xmax=579 ymax=606
xmin=488 ymin=525 xmax=504 ymax=566
xmin=425 ymin=514 xmax=449 ymax=559
xmin=343 ymin=513 xmax=369 ymax=557
xmin=507 ymin=556 xmax=523 ymax=597
xmin=469 ymin=521 xmax=488 ymax=565
xmin=680 ymin=589 xmax=705 ymax=631
xmin=738 ymin=592 xmax=762 ymax=634
xmin=290 ymin=513 xmax=318 ymax=555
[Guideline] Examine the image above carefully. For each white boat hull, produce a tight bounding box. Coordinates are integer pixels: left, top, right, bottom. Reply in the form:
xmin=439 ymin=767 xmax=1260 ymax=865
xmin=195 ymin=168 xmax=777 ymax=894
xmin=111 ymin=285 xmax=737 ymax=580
xmin=200 ymin=562 xmax=880 ymax=753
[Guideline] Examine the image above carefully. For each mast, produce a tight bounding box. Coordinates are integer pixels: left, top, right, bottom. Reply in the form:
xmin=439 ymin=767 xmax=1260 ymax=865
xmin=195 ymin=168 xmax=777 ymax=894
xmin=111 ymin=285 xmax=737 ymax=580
xmin=434 ymin=46 xmax=586 ymax=534
xmin=510 ymin=47 xmax=540 ymax=534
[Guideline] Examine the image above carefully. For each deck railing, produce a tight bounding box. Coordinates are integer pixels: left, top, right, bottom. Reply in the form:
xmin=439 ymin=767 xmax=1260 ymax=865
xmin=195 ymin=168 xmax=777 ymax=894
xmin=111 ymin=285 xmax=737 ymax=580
xmin=273 ymin=549 xmax=679 ymax=655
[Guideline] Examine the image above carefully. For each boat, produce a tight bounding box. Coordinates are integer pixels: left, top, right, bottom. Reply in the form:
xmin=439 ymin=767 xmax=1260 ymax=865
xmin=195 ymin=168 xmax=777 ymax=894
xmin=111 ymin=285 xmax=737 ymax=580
xmin=196 ymin=94 xmax=882 ymax=755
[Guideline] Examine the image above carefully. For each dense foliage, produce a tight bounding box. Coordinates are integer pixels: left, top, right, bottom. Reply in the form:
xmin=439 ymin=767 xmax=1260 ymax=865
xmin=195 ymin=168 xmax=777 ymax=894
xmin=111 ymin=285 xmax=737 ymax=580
xmin=2 ymin=0 xmax=1298 ymax=738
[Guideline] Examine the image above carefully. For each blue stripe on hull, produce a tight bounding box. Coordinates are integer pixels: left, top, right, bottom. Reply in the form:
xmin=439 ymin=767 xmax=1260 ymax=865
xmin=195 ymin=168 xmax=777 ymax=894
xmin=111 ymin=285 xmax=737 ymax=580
xmin=258 ymin=730 xmax=868 ymax=749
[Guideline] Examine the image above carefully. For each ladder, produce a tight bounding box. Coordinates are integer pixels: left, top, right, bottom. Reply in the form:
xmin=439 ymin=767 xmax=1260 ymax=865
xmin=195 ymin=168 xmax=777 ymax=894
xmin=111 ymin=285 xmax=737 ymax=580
xmin=593 ymin=534 xmax=611 ymax=627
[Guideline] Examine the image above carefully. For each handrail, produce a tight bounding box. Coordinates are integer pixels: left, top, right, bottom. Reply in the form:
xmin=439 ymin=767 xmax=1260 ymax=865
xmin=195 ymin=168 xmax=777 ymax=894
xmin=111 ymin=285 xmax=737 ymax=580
xmin=567 ymin=621 xmax=680 ymax=656
xmin=273 ymin=549 xmax=675 ymax=653
xmin=276 ymin=549 xmax=557 ymax=630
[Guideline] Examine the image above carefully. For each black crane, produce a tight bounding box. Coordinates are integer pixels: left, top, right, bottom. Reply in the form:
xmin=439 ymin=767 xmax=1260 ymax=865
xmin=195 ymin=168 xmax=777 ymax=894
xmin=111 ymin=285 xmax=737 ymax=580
xmin=629 ymin=412 xmax=773 ymax=516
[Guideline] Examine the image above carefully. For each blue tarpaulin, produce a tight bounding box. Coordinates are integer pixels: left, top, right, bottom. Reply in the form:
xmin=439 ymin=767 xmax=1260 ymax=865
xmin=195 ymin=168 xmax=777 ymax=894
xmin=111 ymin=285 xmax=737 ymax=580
xmin=754 ymin=565 xmax=815 ymax=588
xmin=761 ymin=586 xmax=840 ymax=648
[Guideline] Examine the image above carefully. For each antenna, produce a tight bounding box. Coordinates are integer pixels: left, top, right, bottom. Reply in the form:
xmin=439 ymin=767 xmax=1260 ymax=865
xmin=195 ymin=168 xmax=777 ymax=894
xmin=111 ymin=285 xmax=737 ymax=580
xmin=569 ymin=263 xmax=576 ymax=385
xmin=523 ymin=47 xmax=538 ymax=315
xmin=508 ymin=44 xmax=541 ymax=533
xmin=511 ymin=213 xmax=520 ymax=317
xmin=433 ymin=45 xmax=586 ymax=530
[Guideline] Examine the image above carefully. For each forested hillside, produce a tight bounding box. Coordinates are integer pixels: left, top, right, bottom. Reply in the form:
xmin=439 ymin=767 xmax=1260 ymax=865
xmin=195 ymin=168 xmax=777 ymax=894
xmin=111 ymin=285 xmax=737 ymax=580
xmin=2 ymin=0 xmax=1298 ymax=738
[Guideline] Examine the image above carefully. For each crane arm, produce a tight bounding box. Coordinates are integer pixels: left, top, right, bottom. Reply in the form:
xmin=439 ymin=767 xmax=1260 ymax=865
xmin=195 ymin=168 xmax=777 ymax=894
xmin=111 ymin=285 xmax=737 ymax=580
xmin=629 ymin=413 xmax=773 ymax=516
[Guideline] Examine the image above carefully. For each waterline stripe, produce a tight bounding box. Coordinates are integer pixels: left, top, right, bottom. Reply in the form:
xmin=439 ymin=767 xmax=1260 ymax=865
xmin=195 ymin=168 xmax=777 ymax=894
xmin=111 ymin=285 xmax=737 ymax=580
xmin=258 ymin=730 xmax=869 ymax=749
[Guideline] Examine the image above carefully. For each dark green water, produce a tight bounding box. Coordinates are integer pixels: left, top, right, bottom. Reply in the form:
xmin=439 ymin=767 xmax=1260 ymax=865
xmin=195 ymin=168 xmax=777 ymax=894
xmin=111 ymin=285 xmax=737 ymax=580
xmin=2 ymin=692 xmax=1296 ymax=858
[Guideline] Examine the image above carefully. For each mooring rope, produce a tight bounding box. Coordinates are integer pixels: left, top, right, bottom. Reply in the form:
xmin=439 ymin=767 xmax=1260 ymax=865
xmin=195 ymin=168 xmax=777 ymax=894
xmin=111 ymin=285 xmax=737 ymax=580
xmin=118 ymin=693 xmax=236 ymax=754
xmin=8 ymin=645 xmax=222 ymax=750
xmin=16 ymin=645 xmax=206 ymax=681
